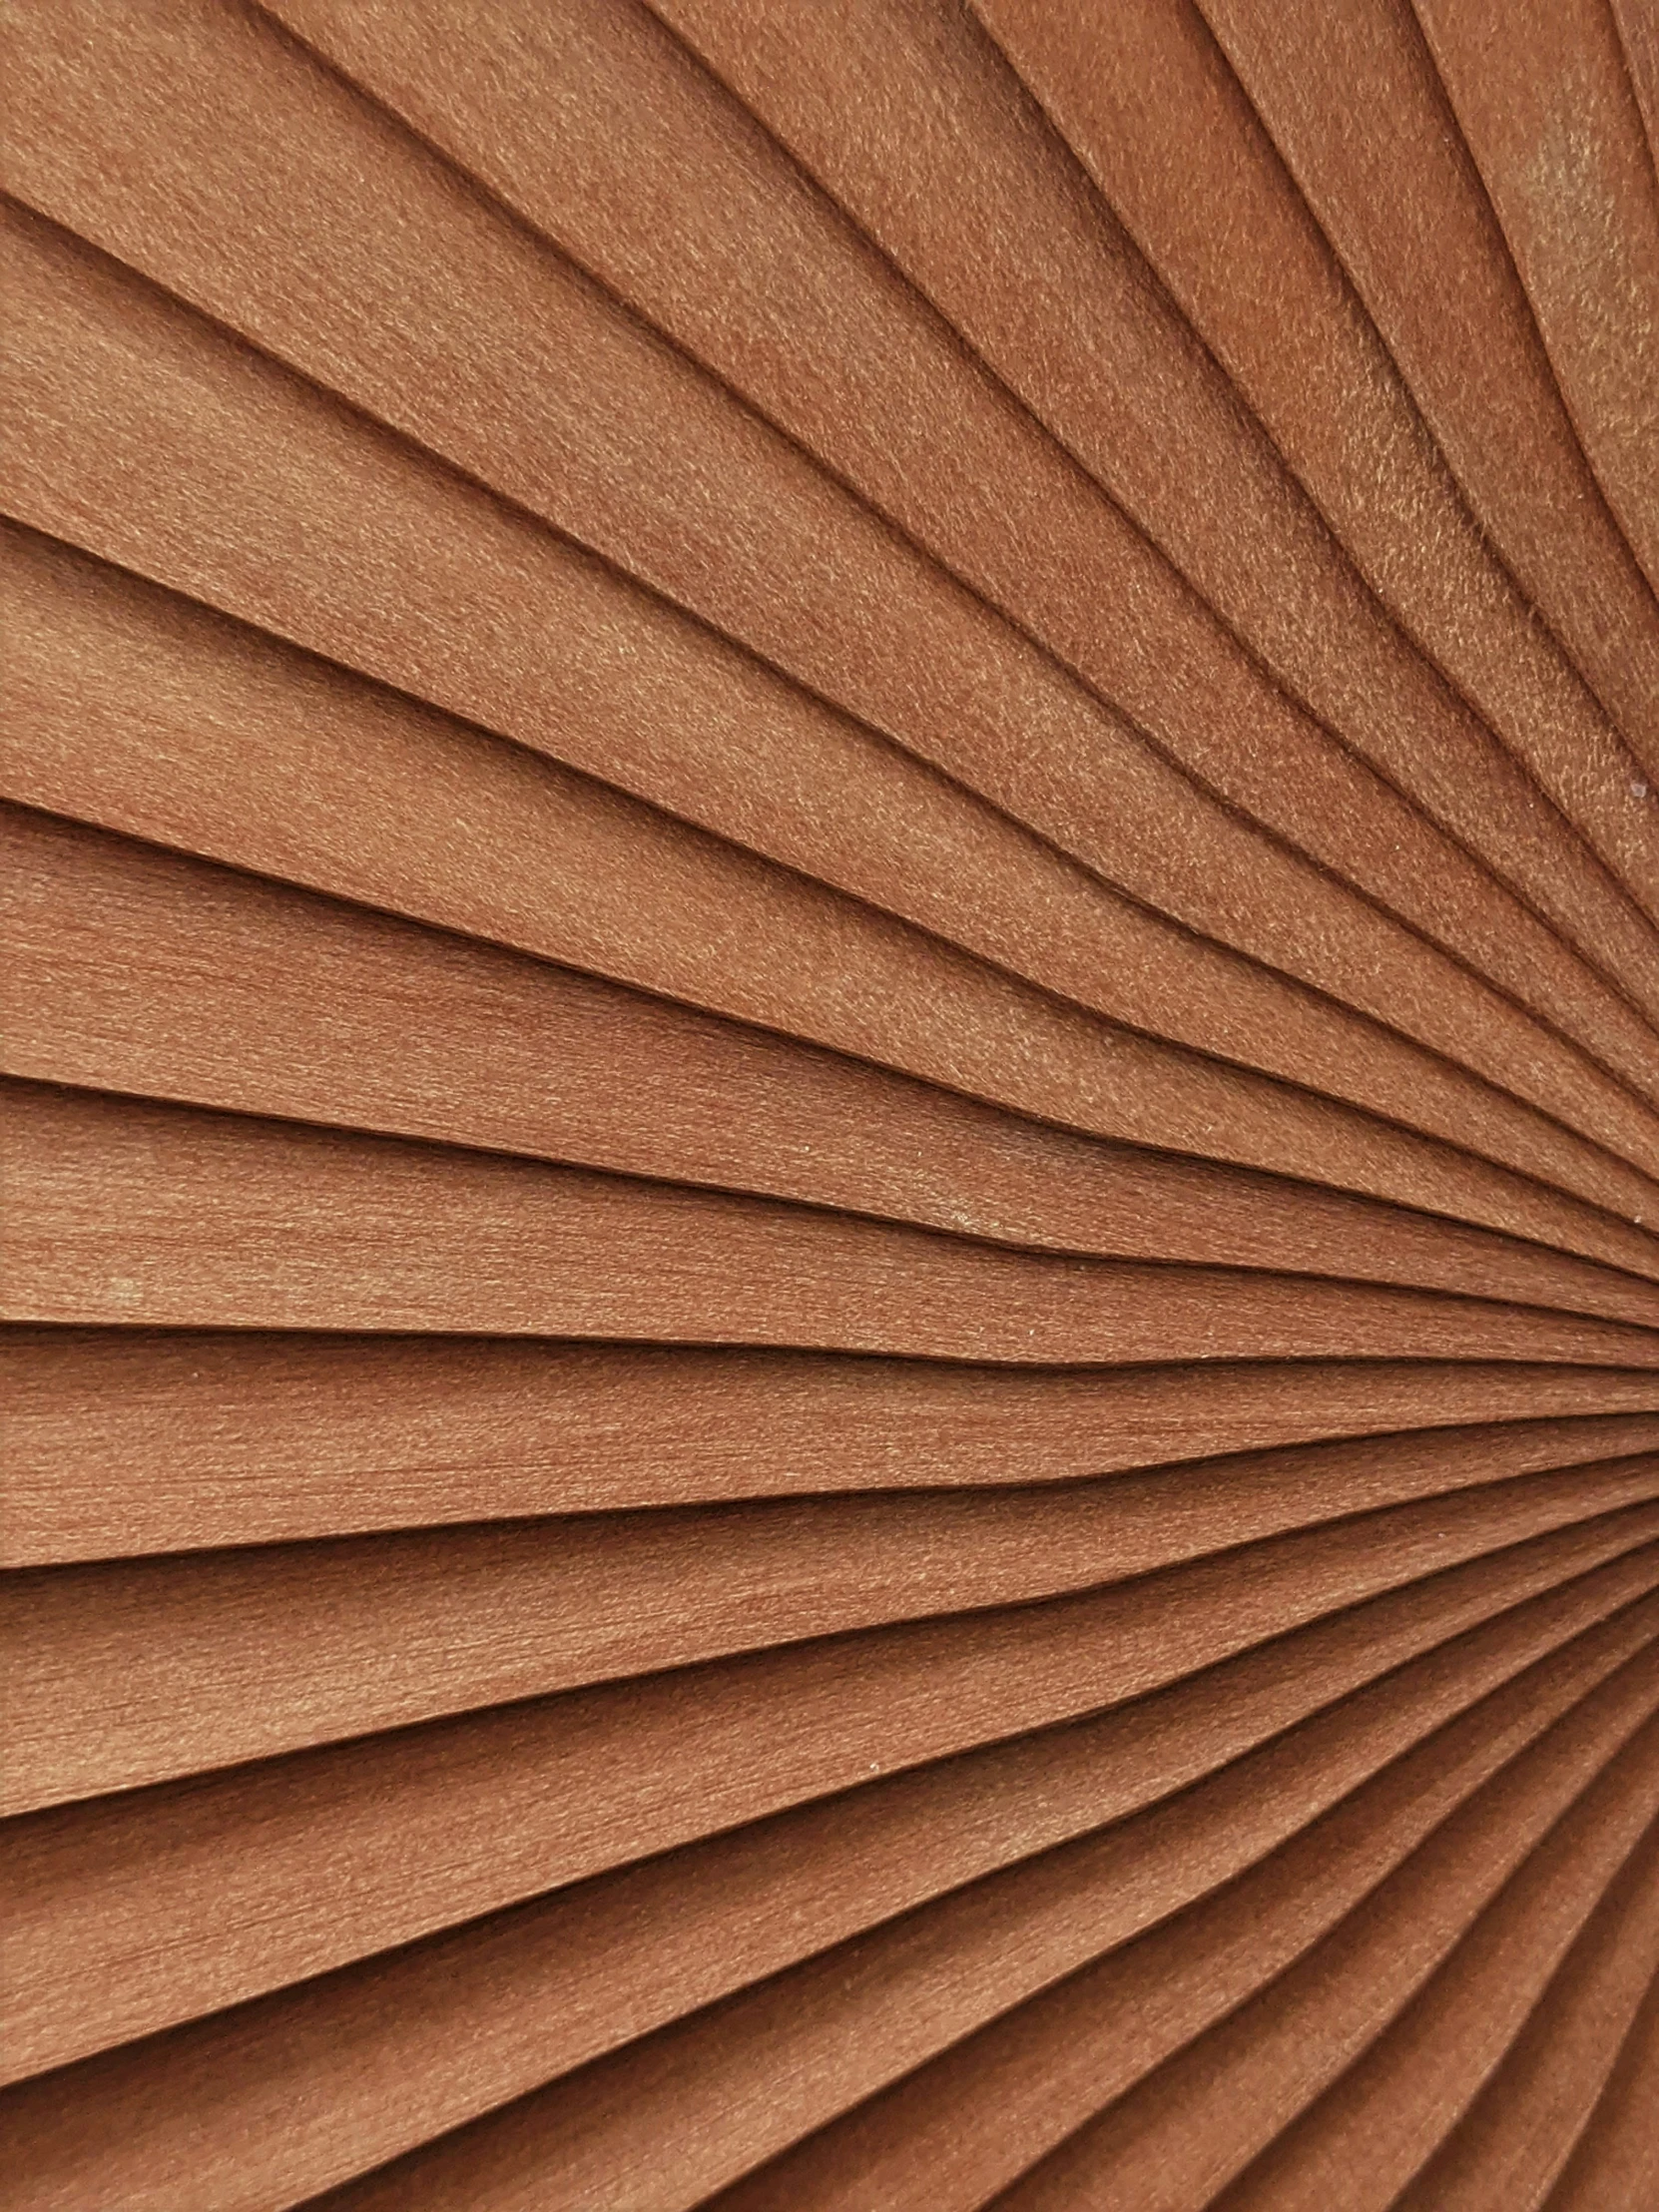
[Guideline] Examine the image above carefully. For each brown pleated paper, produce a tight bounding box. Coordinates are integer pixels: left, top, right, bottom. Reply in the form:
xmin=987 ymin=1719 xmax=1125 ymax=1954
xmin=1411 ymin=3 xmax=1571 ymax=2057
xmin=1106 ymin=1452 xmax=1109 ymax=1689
xmin=2 ymin=1 xmax=1657 ymax=2204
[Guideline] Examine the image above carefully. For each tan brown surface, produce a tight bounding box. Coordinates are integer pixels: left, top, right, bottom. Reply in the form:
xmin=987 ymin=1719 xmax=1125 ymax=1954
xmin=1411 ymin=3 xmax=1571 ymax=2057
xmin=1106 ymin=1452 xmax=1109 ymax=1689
xmin=2 ymin=0 xmax=1657 ymax=2204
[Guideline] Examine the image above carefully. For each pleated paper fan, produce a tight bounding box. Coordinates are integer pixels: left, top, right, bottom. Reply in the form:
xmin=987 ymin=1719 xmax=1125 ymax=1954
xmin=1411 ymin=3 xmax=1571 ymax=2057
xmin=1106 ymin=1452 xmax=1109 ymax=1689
xmin=3 ymin=0 xmax=1658 ymax=2203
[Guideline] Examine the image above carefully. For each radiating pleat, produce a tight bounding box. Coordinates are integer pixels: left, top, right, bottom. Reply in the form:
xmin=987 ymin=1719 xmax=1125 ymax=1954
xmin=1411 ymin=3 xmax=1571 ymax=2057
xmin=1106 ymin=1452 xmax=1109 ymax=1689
xmin=2 ymin=0 xmax=1655 ymax=2201
xmin=273 ymin=1616 xmax=1659 ymax=2210
xmin=1327 ymin=1812 xmax=1659 ymax=2210
xmin=14 ymin=1497 xmax=1658 ymax=2081
xmin=990 ymin=1684 xmax=1659 ymax=2212
xmin=1193 ymin=0 xmax=1659 ymax=802
xmin=1411 ymin=0 xmax=1659 ymax=596
xmin=969 ymin=0 xmax=1658 ymax=954
xmin=12 ymin=1326 xmax=1657 ymax=1562
xmin=9 ymin=1445 xmax=1659 ymax=1810
xmin=18 ymin=1079 xmax=1657 ymax=1367
xmin=10 ymin=200 xmax=1657 ymax=1208
xmin=1612 ymin=0 xmax=1659 ymax=163
xmin=1541 ymin=1963 xmax=1659 ymax=2210
xmin=6 ymin=1551 xmax=1652 ymax=2207
xmin=704 ymin=1646 xmax=1659 ymax=2212
xmin=10 ymin=0 xmax=1656 ymax=1088
xmin=15 ymin=805 xmax=1659 ymax=1329
xmin=11 ymin=522 xmax=1659 ymax=1274
xmin=1194 ymin=1808 xmax=1659 ymax=2211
